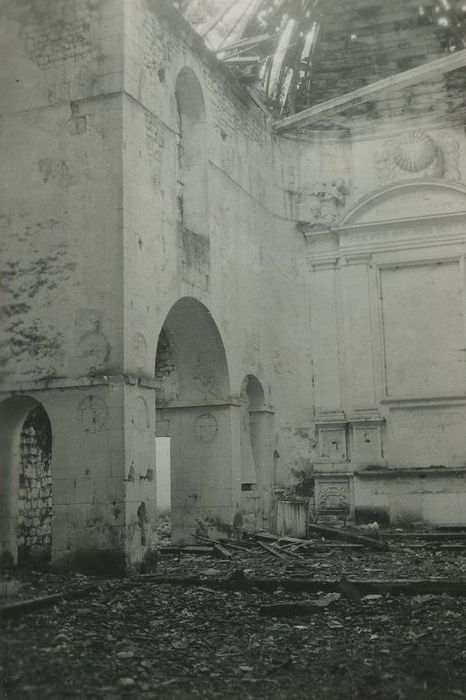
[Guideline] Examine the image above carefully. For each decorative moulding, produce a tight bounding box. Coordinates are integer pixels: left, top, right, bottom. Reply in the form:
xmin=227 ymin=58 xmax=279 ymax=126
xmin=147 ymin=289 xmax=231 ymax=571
xmin=340 ymin=179 xmax=466 ymax=227
xmin=374 ymin=129 xmax=460 ymax=184
xmin=315 ymin=409 xmax=346 ymax=424
xmin=355 ymin=467 xmax=466 ymax=479
xmin=314 ymin=473 xmax=352 ymax=516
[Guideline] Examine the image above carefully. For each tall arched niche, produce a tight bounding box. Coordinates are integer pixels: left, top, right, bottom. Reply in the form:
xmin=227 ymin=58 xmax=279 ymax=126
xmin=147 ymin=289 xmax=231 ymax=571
xmin=175 ymin=68 xmax=209 ymax=236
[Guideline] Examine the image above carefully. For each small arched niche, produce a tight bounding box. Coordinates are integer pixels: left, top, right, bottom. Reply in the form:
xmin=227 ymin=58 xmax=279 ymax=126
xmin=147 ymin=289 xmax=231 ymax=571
xmin=0 ymin=396 xmax=53 ymax=567
xmin=175 ymin=68 xmax=209 ymax=235
xmin=240 ymin=374 xmax=266 ymax=489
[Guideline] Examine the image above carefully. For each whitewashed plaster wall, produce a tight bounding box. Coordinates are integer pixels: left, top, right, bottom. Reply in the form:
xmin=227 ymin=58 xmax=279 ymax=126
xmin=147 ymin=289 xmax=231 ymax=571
xmin=120 ymin=0 xmax=315 ymax=540
xmin=295 ymin=116 xmax=466 ymax=524
xmin=0 ymin=0 xmax=316 ymax=567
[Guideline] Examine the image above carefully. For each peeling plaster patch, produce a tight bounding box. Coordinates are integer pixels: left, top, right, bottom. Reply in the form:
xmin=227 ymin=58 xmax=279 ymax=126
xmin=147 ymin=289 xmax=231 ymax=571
xmin=67 ymin=102 xmax=88 ymax=135
xmin=0 ymin=221 xmax=76 ymax=379
xmin=132 ymin=332 xmax=147 ymax=371
xmin=38 ymin=158 xmax=79 ymax=187
xmin=137 ymin=502 xmax=149 ymax=546
xmin=144 ymin=110 xmax=165 ymax=187
xmin=179 ymin=227 xmax=210 ymax=291
xmin=8 ymin=0 xmax=93 ymax=68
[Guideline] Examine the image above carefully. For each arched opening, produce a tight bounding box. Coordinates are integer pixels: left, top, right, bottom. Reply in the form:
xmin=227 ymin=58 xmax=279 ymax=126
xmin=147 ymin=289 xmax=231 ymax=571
xmin=154 ymin=298 xmax=233 ymax=544
xmin=239 ymin=375 xmax=274 ymax=532
xmin=240 ymin=374 xmax=265 ymax=490
xmin=175 ymin=68 xmax=208 ymax=235
xmin=0 ymin=396 xmax=53 ymax=567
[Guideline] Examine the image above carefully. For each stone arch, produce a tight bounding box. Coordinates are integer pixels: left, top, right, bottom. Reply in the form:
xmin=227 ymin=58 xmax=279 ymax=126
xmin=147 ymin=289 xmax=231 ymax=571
xmin=0 ymin=395 xmax=53 ymax=566
xmin=155 ymin=298 xmax=233 ymax=543
xmin=156 ymin=297 xmax=230 ymax=404
xmin=341 ymin=179 xmax=466 ymax=226
xmin=175 ymin=67 xmax=209 ymax=235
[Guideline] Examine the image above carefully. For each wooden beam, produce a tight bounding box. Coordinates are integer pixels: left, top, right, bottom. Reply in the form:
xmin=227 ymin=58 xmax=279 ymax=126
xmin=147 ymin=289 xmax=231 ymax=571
xmin=307 ymin=523 xmax=389 ymax=551
xmin=215 ymin=33 xmax=270 ymax=54
xmin=134 ymin=572 xmax=466 ymax=596
xmin=274 ymin=49 xmax=466 ymax=132
xmin=223 ymin=56 xmax=261 ymax=64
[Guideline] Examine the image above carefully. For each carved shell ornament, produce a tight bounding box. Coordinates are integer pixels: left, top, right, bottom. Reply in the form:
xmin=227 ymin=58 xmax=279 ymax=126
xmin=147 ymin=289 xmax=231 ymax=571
xmin=392 ymin=130 xmax=437 ymax=172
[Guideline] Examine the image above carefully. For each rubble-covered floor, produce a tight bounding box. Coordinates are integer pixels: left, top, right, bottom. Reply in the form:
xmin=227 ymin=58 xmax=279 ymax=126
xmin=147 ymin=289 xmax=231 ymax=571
xmin=2 ymin=533 xmax=466 ymax=699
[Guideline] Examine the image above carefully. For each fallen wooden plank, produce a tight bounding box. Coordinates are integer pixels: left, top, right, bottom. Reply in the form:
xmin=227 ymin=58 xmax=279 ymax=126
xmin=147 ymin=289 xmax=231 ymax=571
xmin=215 ymin=33 xmax=270 ymax=54
xmin=0 ymin=583 xmax=104 ymax=619
xmin=254 ymin=532 xmax=309 ymax=545
xmin=194 ymin=534 xmax=240 ymax=555
xmin=274 ymin=49 xmax=466 ymax=131
xmin=254 ymin=531 xmax=365 ymax=550
xmin=307 ymin=524 xmax=389 ymax=551
xmin=213 ymin=542 xmax=233 ymax=559
xmin=387 ymin=532 xmax=466 ymax=540
xmin=260 ymin=593 xmax=341 ymax=617
xmin=277 ymin=544 xmax=304 ymax=559
xmin=159 ymin=546 xmax=215 ymax=554
xmin=218 ymin=541 xmax=252 ymax=553
xmin=258 ymin=541 xmax=289 ymax=561
xmin=295 ymin=543 xmax=364 ymax=550
xmin=223 ymin=56 xmax=261 ymax=64
xmin=133 ymin=572 xmax=466 ymax=596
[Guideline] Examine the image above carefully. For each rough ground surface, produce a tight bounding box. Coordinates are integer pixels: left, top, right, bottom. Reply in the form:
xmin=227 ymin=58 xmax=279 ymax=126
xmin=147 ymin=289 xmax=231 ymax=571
xmin=2 ymin=532 xmax=466 ymax=699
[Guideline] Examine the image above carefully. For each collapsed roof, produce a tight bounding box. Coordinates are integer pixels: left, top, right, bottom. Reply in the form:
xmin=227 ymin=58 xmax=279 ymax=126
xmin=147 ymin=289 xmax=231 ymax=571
xmin=175 ymin=0 xmax=466 ymax=118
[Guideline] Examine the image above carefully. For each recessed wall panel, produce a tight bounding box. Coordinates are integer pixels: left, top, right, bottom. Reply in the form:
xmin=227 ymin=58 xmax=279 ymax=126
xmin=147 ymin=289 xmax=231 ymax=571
xmin=380 ymin=261 xmax=465 ymax=396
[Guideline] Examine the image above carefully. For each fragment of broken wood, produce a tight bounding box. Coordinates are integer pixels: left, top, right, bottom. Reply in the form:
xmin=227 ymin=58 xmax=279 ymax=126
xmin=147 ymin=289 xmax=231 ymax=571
xmin=258 ymin=541 xmax=290 ymax=561
xmin=0 ymin=583 xmax=104 ymax=619
xmin=223 ymin=56 xmax=261 ymax=64
xmin=254 ymin=531 xmax=368 ymax=551
xmin=259 ymin=593 xmax=341 ymax=617
xmin=213 ymin=542 xmax=233 ymax=559
xmin=277 ymin=544 xmax=304 ymax=559
xmin=388 ymin=532 xmax=466 ymax=540
xmin=215 ymin=33 xmax=270 ymax=54
xmin=307 ymin=524 xmax=389 ymax=551
xmin=218 ymin=541 xmax=251 ymax=553
xmin=159 ymin=545 xmax=215 ymax=555
xmin=254 ymin=532 xmax=309 ymax=545
xmin=302 ymin=543 xmax=364 ymax=550
xmin=194 ymin=534 xmax=236 ymax=556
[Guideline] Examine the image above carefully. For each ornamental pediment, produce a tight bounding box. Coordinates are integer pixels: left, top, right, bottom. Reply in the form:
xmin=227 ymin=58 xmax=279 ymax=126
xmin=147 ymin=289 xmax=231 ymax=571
xmin=341 ymin=180 xmax=466 ymax=226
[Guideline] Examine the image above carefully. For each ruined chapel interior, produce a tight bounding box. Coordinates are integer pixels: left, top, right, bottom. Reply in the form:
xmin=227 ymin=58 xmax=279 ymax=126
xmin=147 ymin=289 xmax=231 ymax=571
xmin=1 ymin=0 xmax=466 ymax=574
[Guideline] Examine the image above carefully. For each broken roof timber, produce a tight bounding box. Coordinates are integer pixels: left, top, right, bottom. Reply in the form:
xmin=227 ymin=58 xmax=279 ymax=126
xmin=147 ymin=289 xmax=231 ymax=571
xmin=274 ymin=49 xmax=466 ymax=132
xmin=215 ymin=33 xmax=270 ymax=54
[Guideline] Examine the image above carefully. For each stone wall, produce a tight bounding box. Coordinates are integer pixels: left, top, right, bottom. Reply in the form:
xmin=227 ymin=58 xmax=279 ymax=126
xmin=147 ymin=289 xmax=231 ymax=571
xmin=2 ymin=0 xmax=466 ymax=567
xmin=18 ymin=406 xmax=52 ymax=565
